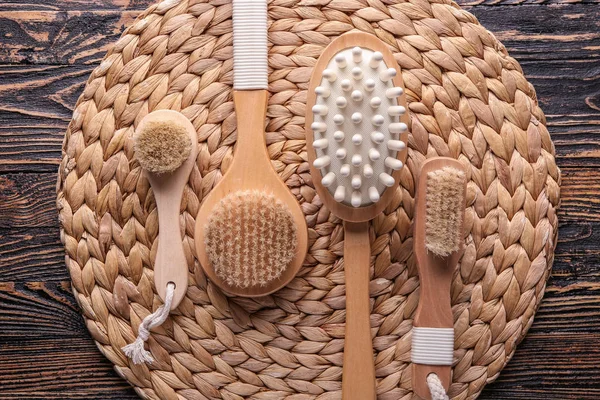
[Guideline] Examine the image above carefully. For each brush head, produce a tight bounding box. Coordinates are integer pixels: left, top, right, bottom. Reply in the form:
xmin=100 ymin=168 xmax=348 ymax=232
xmin=204 ymin=190 xmax=298 ymax=289
xmin=134 ymin=120 xmax=192 ymax=174
xmin=309 ymin=43 xmax=408 ymax=210
xmin=424 ymin=166 xmax=466 ymax=257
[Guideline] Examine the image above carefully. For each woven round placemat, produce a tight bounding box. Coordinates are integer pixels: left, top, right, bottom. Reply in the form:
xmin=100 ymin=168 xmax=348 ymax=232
xmin=56 ymin=0 xmax=561 ymax=398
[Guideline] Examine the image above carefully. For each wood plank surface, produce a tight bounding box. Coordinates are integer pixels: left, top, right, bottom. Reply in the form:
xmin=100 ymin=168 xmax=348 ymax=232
xmin=0 ymin=0 xmax=598 ymax=399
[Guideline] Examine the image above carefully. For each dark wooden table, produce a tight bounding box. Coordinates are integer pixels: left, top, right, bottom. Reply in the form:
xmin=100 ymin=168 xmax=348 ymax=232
xmin=0 ymin=0 xmax=598 ymax=398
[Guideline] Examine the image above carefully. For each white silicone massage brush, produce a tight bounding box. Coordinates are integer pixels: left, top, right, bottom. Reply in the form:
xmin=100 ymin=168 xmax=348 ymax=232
xmin=306 ymin=32 xmax=410 ymax=400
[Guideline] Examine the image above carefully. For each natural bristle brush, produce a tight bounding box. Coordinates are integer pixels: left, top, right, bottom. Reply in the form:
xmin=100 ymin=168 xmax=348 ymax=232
xmin=412 ymin=157 xmax=467 ymax=399
xmin=194 ymin=0 xmax=308 ymax=297
xmin=306 ymin=32 xmax=409 ymax=399
xmin=134 ymin=110 xmax=198 ymax=309
xmin=122 ymin=110 xmax=198 ymax=364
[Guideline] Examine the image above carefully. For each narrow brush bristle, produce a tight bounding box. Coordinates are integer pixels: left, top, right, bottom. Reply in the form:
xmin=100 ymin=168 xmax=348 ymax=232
xmin=204 ymin=190 xmax=298 ymax=288
xmin=425 ymin=166 xmax=466 ymax=257
xmin=134 ymin=120 xmax=191 ymax=174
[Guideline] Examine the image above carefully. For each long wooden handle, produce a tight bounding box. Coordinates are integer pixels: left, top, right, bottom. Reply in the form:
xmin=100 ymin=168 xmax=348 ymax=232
xmin=342 ymin=220 xmax=376 ymax=400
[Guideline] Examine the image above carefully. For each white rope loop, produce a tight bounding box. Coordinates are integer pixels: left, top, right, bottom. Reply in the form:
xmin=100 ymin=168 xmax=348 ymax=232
xmin=427 ymin=373 xmax=450 ymax=400
xmin=122 ymin=282 xmax=175 ymax=364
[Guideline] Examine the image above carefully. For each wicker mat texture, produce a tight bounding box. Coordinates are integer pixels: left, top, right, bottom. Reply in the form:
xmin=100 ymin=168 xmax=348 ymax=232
xmin=56 ymin=0 xmax=561 ymax=399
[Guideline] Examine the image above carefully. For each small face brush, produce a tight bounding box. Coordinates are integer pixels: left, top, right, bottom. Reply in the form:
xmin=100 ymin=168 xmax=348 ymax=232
xmin=412 ymin=157 xmax=467 ymax=399
xmin=194 ymin=0 xmax=308 ymax=297
xmin=134 ymin=110 xmax=198 ymax=310
xmin=306 ymin=32 xmax=409 ymax=400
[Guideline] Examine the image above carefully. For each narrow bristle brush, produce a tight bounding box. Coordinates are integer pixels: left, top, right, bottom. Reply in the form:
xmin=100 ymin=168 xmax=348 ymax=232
xmin=306 ymin=32 xmax=410 ymax=400
xmin=412 ymin=157 xmax=467 ymax=399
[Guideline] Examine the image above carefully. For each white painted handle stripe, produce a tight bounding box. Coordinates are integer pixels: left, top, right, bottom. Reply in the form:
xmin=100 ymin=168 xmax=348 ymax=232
xmin=232 ymin=0 xmax=268 ymax=90
xmin=411 ymin=327 xmax=454 ymax=366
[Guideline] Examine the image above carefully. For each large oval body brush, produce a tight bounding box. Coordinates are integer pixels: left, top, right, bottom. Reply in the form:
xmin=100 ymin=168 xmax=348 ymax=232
xmin=306 ymin=32 xmax=410 ymax=400
xmin=134 ymin=110 xmax=198 ymax=309
xmin=194 ymin=0 xmax=308 ymax=297
xmin=412 ymin=157 xmax=467 ymax=399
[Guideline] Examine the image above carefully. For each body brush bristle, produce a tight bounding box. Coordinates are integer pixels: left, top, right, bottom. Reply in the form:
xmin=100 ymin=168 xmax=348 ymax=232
xmin=424 ymin=166 xmax=466 ymax=257
xmin=204 ymin=190 xmax=298 ymax=289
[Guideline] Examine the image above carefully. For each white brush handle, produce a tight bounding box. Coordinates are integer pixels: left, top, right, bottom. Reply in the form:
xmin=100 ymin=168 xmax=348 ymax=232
xmin=233 ymin=0 xmax=268 ymax=90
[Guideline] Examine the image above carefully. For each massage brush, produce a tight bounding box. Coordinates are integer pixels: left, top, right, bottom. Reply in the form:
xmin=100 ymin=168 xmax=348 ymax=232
xmin=306 ymin=32 xmax=409 ymax=400
xmin=412 ymin=157 xmax=467 ymax=399
xmin=194 ymin=0 xmax=307 ymax=297
xmin=134 ymin=110 xmax=198 ymax=309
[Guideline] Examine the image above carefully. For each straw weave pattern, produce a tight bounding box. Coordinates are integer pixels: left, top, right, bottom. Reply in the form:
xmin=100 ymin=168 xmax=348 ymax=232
xmin=56 ymin=0 xmax=561 ymax=398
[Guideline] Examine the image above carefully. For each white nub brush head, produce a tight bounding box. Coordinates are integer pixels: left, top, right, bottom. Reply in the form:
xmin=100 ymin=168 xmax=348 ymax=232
xmin=310 ymin=46 xmax=408 ymax=208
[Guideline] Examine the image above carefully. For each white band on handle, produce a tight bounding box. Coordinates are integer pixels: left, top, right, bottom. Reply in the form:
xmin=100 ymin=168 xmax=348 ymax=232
xmin=233 ymin=0 xmax=268 ymax=90
xmin=411 ymin=327 xmax=454 ymax=366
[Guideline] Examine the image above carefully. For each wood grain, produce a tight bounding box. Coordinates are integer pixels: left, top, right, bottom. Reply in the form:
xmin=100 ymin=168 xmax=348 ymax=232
xmin=0 ymin=228 xmax=66 ymax=281
xmin=0 ymin=1 xmax=598 ymax=399
xmin=0 ymin=0 xmax=598 ymax=12
xmin=0 ymin=337 xmax=136 ymax=399
xmin=0 ymin=5 xmax=598 ymax=65
xmin=0 ymin=11 xmax=139 ymax=64
xmin=0 ymin=0 xmax=154 ymax=12
xmin=0 ymin=174 xmax=57 ymax=228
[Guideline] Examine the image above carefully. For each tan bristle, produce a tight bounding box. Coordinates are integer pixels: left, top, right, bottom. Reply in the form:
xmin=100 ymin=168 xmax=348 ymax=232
xmin=204 ymin=190 xmax=298 ymax=289
xmin=425 ymin=166 xmax=466 ymax=257
xmin=134 ymin=120 xmax=192 ymax=174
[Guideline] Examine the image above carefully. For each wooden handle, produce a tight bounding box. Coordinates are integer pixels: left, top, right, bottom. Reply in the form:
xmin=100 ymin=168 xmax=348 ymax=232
xmin=153 ymin=189 xmax=189 ymax=310
xmin=411 ymin=254 xmax=453 ymax=399
xmin=342 ymin=220 xmax=376 ymax=400
xmin=230 ymin=90 xmax=273 ymax=174
xmin=411 ymin=250 xmax=453 ymax=399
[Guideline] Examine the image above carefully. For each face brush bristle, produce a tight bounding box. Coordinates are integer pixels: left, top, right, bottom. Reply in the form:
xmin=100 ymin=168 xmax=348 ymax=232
xmin=134 ymin=120 xmax=192 ymax=174
xmin=204 ymin=190 xmax=298 ymax=289
xmin=424 ymin=166 xmax=466 ymax=257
